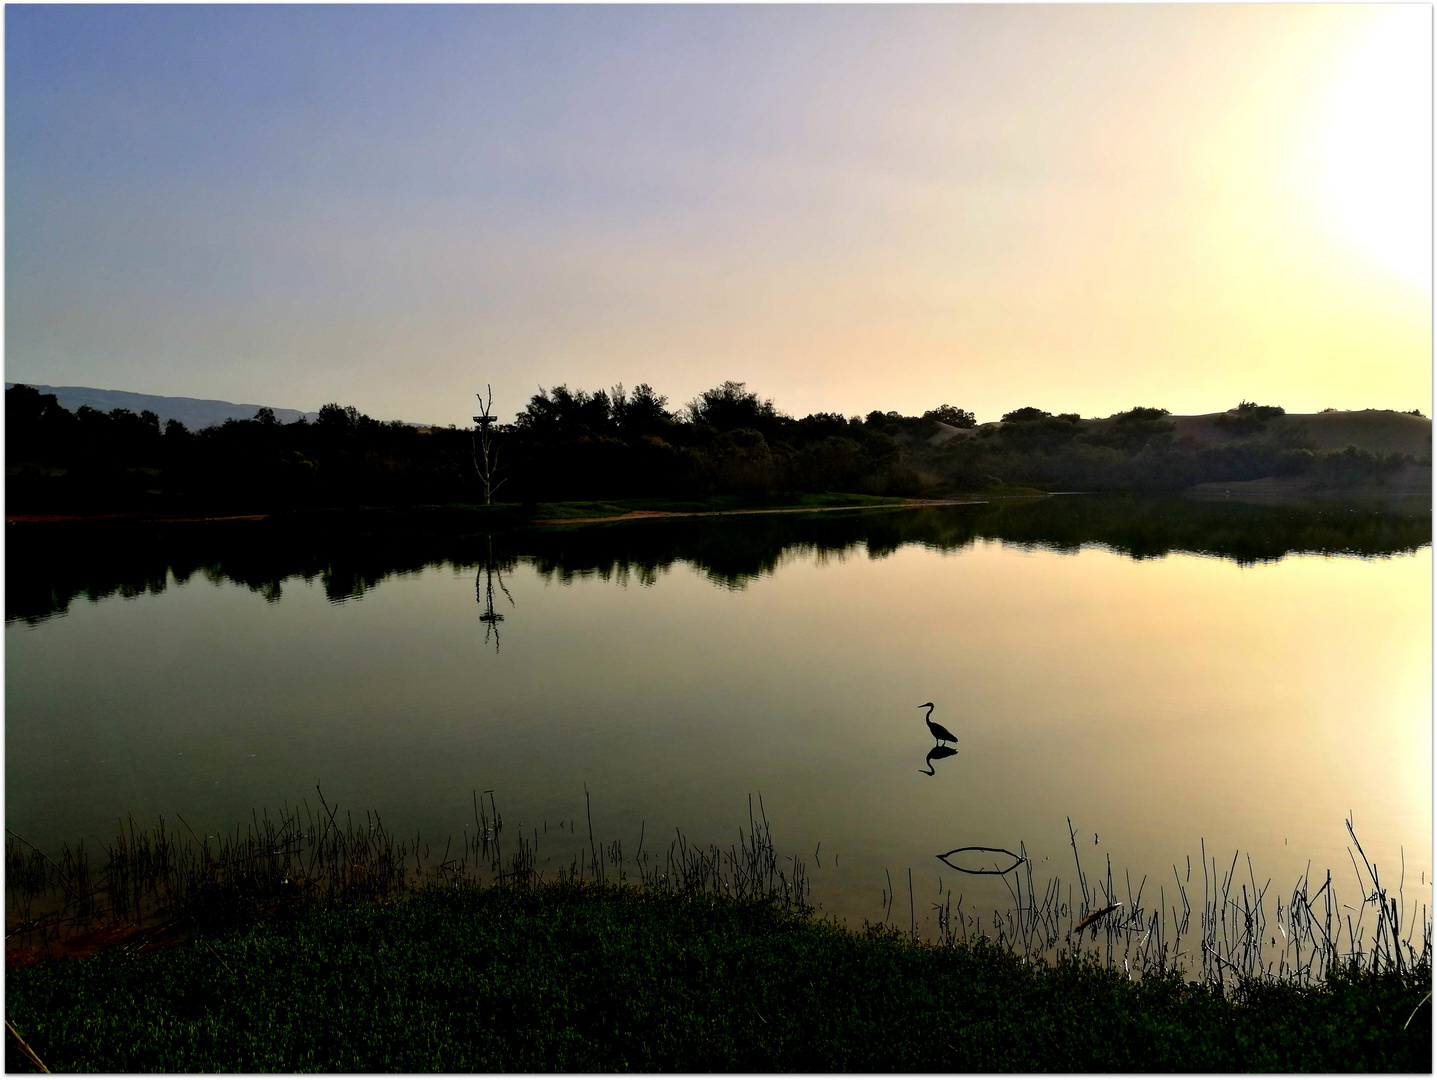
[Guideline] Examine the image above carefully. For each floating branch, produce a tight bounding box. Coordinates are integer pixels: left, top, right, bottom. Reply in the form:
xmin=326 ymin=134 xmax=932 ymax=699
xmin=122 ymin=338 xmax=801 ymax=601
xmin=1069 ymin=902 xmax=1123 ymax=938
xmin=936 ymin=846 xmax=1027 ymax=875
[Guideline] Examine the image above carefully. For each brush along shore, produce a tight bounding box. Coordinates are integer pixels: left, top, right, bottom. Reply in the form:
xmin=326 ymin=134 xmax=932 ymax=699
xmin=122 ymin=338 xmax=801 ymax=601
xmin=6 ymin=880 xmax=1431 ymax=1073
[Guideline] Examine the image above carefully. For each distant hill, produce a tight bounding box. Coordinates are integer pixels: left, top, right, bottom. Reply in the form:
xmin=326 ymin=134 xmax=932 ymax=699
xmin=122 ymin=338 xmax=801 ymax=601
xmin=1165 ymin=410 xmax=1432 ymax=457
xmin=926 ymin=409 xmax=1431 ymax=459
xmin=5 ymin=384 xmax=321 ymax=431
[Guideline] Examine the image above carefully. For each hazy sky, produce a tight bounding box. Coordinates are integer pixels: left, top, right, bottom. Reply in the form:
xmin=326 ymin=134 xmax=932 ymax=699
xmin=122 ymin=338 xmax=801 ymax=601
xmin=6 ymin=4 xmax=1431 ymax=425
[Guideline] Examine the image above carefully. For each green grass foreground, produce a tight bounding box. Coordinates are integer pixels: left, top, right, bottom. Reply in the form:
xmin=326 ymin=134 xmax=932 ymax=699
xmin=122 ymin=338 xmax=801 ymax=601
xmin=7 ymin=883 xmax=1430 ymax=1072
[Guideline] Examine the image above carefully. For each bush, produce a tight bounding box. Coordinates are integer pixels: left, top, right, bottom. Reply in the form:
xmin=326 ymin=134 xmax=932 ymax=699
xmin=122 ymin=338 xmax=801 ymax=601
xmin=922 ymin=404 xmax=976 ymax=428
xmin=1001 ymin=406 xmax=1051 ymax=424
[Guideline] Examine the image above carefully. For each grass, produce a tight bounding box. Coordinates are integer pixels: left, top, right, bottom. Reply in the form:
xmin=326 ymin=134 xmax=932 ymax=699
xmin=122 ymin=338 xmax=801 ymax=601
xmin=6 ymin=882 xmax=1430 ymax=1072
xmin=253 ymin=492 xmax=920 ymax=537
xmin=526 ymin=491 xmax=911 ymax=520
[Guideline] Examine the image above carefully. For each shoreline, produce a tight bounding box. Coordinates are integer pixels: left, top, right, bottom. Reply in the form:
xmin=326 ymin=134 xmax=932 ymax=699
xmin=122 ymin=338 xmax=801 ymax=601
xmin=9 ymin=477 xmax=1428 ymax=530
xmin=529 ymin=495 xmax=997 ymax=525
xmin=3 ymin=494 xmax=1027 ymax=528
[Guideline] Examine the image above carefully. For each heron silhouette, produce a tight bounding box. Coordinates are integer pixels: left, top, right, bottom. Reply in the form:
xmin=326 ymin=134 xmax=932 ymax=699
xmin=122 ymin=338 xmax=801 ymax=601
xmin=919 ymin=702 xmax=957 ymax=746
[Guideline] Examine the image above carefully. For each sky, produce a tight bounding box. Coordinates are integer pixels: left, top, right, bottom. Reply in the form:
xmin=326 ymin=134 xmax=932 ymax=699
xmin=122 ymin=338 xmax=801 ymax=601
xmin=5 ymin=4 xmax=1432 ymax=426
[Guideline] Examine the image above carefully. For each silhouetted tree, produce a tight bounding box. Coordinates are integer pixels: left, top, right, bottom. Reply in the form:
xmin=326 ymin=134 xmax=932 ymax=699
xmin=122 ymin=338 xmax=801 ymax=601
xmin=611 ymin=383 xmax=672 ymax=437
xmin=1001 ymin=407 xmax=1052 ymax=424
xmin=1215 ymin=401 xmax=1285 ymax=435
xmin=688 ymin=381 xmax=779 ymax=432
xmin=317 ymin=403 xmax=362 ymax=434
xmin=923 ymin=405 xmax=976 ymax=428
xmin=471 ymin=385 xmax=508 ymax=505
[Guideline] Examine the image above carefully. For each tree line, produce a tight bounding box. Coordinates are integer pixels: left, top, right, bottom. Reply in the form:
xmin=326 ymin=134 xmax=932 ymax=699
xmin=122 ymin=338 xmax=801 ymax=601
xmin=5 ymin=381 xmax=1425 ymax=515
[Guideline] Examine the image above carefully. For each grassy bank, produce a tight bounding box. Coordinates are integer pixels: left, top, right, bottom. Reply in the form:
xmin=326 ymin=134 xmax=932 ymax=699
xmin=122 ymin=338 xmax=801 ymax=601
xmin=7 ymin=489 xmax=1049 ymax=531
xmin=7 ymin=881 xmax=1430 ymax=1072
xmin=3 ymin=491 xmax=914 ymax=527
xmin=528 ymin=490 xmax=912 ymax=520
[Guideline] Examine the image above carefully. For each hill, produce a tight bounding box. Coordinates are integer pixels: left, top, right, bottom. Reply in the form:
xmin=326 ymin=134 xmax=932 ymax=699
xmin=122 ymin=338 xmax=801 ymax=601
xmin=887 ymin=405 xmax=1430 ymax=497
xmin=2 ymin=384 xmax=321 ymax=431
xmin=914 ymin=408 xmax=1430 ymax=458
xmin=1168 ymin=409 xmax=1431 ymax=456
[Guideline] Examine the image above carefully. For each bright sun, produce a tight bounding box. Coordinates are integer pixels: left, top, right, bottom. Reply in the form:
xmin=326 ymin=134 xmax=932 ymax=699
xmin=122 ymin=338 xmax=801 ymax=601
xmin=1321 ymin=13 xmax=1432 ymax=285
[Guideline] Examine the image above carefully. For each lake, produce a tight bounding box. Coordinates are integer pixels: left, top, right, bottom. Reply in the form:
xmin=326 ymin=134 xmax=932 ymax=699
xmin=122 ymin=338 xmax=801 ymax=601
xmin=7 ymin=495 xmax=1431 ymax=936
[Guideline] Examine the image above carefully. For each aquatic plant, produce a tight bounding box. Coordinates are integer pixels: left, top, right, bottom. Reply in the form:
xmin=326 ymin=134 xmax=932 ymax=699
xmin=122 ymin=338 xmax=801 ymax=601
xmin=6 ymin=791 xmax=1428 ymax=996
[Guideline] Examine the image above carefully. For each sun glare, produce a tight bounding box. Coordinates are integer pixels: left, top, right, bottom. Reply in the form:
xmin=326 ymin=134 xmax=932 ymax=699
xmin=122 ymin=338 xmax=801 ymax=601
xmin=1321 ymin=14 xmax=1432 ymax=285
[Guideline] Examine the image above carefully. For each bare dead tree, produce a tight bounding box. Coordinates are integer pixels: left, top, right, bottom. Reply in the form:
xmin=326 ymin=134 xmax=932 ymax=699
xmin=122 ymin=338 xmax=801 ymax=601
xmin=471 ymin=385 xmax=508 ymax=505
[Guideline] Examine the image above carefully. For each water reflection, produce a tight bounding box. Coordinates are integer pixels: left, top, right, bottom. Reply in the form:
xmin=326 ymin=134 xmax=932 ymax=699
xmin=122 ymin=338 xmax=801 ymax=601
xmin=475 ymin=539 xmax=515 ymax=652
xmin=936 ymin=845 xmax=1027 ymax=875
xmin=920 ymin=745 xmax=958 ymax=776
xmin=6 ymin=493 xmax=1430 ymax=625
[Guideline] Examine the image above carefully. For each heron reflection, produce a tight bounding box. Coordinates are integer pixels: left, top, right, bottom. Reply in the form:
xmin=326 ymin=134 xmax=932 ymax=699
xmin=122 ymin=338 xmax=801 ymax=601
xmin=475 ymin=537 xmax=515 ymax=652
xmin=920 ymin=744 xmax=958 ymax=776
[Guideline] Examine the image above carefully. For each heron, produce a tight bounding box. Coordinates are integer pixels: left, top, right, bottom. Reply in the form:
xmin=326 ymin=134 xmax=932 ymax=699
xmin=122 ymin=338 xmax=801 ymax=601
xmin=919 ymin=702 xmax=957 ymax=745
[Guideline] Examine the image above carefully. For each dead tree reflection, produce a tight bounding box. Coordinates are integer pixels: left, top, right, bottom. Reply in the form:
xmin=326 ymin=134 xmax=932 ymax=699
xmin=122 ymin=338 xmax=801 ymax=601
xmin=475 ymin=537 xmax=515 ymax=652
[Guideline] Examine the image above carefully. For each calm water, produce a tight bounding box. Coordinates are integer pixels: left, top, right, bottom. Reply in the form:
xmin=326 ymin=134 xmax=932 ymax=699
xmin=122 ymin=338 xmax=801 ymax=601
xmin=7 ymin=496 xmax=1431 ymax=930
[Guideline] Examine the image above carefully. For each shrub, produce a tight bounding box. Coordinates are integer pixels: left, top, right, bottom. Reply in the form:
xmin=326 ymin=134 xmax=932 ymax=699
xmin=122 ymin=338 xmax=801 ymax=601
xmin=1001 ymin=407 xmax=1051 ymax=424
xmin=922 ymin=404 xmax=977 ymax=428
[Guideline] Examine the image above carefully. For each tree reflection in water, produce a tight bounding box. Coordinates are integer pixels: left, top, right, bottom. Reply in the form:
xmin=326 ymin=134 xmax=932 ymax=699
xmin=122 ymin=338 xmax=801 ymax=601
xmin=6 ymin=493 xmax=1430 ymax=626
xmin=475 ymin=537 xmax=514 ymax=652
